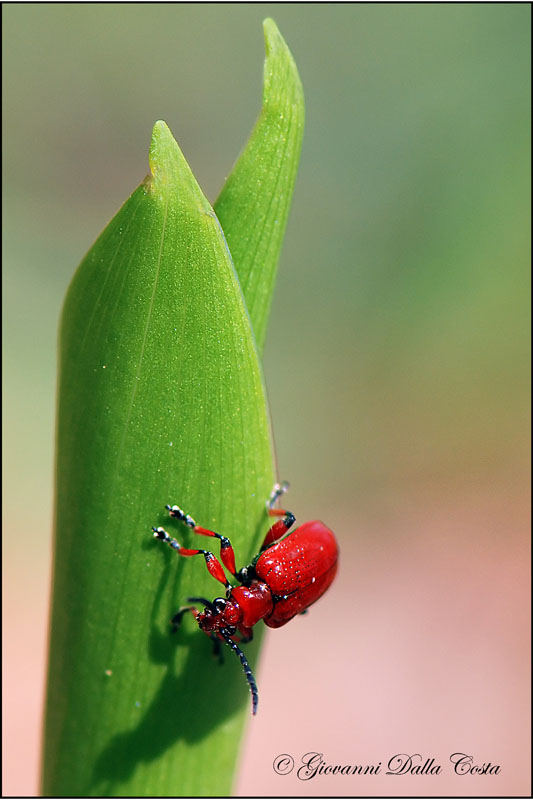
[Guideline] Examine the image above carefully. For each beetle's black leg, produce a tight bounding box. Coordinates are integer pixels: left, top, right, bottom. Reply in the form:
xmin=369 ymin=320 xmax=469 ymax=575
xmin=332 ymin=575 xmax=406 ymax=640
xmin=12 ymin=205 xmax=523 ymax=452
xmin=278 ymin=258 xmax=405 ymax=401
xmin=260 ymin=509 xmax=296 ymax=551
xmin=267 ymin=481 xmax=290 ymax=510
xmin=259 ymin=481 xmax=295 ymax=550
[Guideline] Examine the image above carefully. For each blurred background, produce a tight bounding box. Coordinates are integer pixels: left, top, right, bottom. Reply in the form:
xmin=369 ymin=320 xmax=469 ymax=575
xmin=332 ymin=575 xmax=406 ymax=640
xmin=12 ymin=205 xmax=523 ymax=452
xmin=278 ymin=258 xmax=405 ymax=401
xmin=3 ymin=3 xmax=530 ymax=796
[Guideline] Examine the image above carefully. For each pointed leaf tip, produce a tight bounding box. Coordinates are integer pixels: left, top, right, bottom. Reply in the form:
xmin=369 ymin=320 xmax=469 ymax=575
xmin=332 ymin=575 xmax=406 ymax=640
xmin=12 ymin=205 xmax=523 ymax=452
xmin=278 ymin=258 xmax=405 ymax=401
xmin=262 ymin=17 xmax=303 ymax=98
xmin=148 ymin=119 xmax=183 ymax=191
xmin=262 ymin=18 xmax=284 ymax=54
xmin=148 ymin=119 xmax=211 ymax=215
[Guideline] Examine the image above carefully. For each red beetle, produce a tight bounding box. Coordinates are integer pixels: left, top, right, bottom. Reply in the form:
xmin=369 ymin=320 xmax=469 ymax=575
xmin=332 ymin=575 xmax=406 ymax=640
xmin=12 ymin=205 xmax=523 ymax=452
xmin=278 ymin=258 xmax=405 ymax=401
xmin=152 ymin=482 xmax=338 ymax=714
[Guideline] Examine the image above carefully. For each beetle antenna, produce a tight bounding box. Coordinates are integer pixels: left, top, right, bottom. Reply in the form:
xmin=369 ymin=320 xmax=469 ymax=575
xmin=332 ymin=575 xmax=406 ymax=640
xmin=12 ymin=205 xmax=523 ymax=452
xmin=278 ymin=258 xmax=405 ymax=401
xmin=220 ymin=629 xmax=258 ymax=715
xmin=186 ymin=596 xmax=215 ymax=612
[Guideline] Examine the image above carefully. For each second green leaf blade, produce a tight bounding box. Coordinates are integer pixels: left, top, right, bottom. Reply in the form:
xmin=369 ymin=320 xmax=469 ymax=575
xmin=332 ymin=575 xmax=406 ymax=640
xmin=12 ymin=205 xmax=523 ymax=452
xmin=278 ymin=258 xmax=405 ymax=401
xmin=215 ymin=18 xmax=305 ymax=352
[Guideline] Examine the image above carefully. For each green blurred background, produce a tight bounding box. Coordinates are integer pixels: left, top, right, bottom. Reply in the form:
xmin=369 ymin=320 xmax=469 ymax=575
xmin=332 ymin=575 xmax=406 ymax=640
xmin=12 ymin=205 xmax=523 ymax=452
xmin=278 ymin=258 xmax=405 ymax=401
xmin=3 ymin=4 xmax=530 ymax=796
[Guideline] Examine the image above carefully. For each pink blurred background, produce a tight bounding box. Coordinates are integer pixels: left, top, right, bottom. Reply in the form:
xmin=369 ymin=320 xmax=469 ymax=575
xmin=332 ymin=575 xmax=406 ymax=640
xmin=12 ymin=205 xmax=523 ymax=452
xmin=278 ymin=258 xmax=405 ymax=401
xmin=3 ymin=4 xmax=530 ymax=796
xmin=238 ymin=481 xmax=530 ymax=795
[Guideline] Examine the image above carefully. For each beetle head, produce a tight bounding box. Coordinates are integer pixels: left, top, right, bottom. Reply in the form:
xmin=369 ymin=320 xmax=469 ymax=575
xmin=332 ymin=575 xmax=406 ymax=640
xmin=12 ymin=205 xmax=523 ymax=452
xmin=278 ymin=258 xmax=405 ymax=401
xmin=197 ymin=596 xmax=241 ymax=632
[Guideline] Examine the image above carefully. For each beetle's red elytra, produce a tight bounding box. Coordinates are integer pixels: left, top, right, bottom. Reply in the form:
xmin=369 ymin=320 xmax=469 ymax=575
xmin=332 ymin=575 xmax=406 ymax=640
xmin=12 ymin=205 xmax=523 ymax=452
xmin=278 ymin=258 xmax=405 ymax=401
xmin=152 ymin=482 xmax=338 ymax=714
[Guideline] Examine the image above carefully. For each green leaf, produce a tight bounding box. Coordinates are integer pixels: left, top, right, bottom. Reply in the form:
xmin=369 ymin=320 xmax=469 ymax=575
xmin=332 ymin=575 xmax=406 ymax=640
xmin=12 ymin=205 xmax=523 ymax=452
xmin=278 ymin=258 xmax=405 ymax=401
xmin=42 ymin=120 xmax=275 ymax=796
xmin=215 ymin=18 xmax=305 ymax=352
